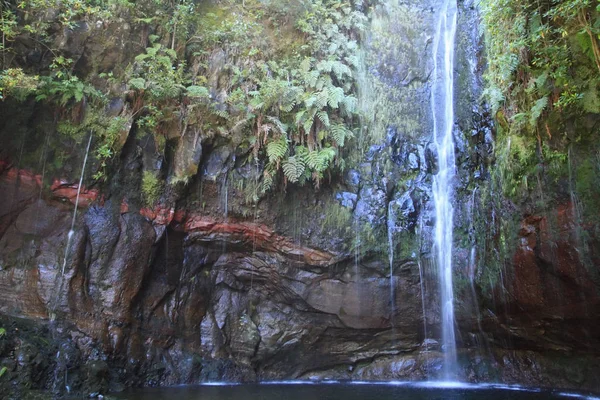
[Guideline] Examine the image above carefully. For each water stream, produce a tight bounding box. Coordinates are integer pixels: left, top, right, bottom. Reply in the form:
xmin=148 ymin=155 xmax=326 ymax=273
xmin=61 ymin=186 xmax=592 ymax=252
xmin=60 ymin=132 xmax=93 ymax=276
xmin=50 ymin=132 xmax=93 ymax=316
xmin=430 ymin=0 xmax=458 ymax=378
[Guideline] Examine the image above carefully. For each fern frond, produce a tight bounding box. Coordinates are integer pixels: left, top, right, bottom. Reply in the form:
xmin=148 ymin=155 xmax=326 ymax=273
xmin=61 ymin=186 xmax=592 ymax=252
xmin=331 ymin=124 xmax=353 ymax=147
xmin=320 ymin=60 xmax=334 ymax=72
xmin=280 ymin=98 xmax=296 ymax=113
xmin=262 ymin=172 xmax=274 ymax=193
xmin=213 ymin=109 xmax=230 ymax=119
xmin=186 ymin=85 xmax=210 ymax=99
xmin=267 ymin=137 xmax=289 ymax=164
xmin=300 ymin=58 xmax=312 ymax=73
xmin=266 ymin=116 xmax=288 ymax=134
xmin=304 ymin=93 xmax=317 ymax=109
xmin=303 ymin=70 xmax=319 ymax=87
xmin=316 ymin=89 xmax=329 ymax=109
xmin=282 ymin=156 xmax=305 ymax=183
xmin=304 ymin=150 xmax=321 ymax=171
xmin=345 ymin=55 xmax=360 ymax=68
xmin=302 ymin=109 xmax=317 ymax=134
xmin=295 ymin=110 xmax=307 ymax=126
xmin=316 ymin=110 xmax=330 ymax=127
xmin=342 ymin=95 xmax=358 ymax=114
xmin=529 ymin=96 xmax=548 ymax=127
xmin=328 ymin=87 xmax=344 ymax=109
xmin=331 ymin=61 xmax=352 ymax=79
xmin=304 ymin=148 xmax=336 ymax=173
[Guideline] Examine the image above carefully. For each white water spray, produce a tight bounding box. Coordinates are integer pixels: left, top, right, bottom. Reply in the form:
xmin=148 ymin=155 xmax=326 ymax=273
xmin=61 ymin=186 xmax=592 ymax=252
xmin=430 ymin=0 xmax=458 ymax=378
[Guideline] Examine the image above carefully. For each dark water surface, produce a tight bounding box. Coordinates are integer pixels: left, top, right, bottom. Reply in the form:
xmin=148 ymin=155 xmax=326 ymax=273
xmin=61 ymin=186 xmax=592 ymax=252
xmin=112 ymin=382 xmax=598 ymax=400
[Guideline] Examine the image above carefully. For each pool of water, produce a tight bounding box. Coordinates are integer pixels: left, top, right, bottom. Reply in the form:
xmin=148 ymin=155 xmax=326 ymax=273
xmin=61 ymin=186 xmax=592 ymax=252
xmin=112 ymin=382 xmax=599 ymax=400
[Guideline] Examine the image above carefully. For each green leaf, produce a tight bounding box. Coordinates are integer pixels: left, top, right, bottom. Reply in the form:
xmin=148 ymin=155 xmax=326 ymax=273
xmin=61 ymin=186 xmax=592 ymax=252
xmin=316 ymin=110 xmax=330 ymax=127
xmin=267 ymin=137 xmax=288 ymax=164
xmin=129 ymin=77 xmax=146 ymax=90
xmin=282 ymin=156 xmax=305 ymax=183
xmin=328 ymin=87 xmax=344 ymax=109
xmin=186 ymin=85 xmax=210 ymax=99
xmin=331 ymin=124 xmax=353 ymax=147
xmin=529 ymin=96 xmax=548 ymax=127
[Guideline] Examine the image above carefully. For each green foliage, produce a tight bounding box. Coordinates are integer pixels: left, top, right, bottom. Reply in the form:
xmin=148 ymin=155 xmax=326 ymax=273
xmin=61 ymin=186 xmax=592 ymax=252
xmin=178 ymin=0 xmax=365 ymax=190
xmin=0 ymin=68 xmax=38 ymax=100
xmin=128 ymin=44 xmax=185 ymax=101
xmin=57 ymin=110 xmax=130 ymax=181
xmin=282 ymin=155 xmax=305 ymax=183
xmin=1 ymin=0 xmax=369 ymax=195
xmin=141 ymin=171 xmax=163 ymax=206
xmin=480 ymin=0 xmax=600 ymax=200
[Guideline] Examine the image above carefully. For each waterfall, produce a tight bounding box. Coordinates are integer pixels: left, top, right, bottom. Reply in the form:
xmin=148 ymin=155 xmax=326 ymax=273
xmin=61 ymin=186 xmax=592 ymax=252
xmin=387 ymin=202 xmax=395 ymax=328
xmin=431 ymin=0 xmax=458 ymax=378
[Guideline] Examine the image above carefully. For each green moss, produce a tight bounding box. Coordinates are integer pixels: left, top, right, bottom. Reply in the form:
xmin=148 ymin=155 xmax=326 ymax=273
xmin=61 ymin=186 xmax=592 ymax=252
xmin=576 ymin=157 xmax=600 ymax=220
xmin=320 ymin=202 xmax=353 ymax=233
xmin=141 ymin=171 xmax=163 ymax=206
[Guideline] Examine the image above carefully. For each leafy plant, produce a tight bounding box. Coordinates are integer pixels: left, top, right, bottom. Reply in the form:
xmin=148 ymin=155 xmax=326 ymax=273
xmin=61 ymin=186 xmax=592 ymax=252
xmin=141 ymin=171 xmax=163 ymax=206
xmin=480 ymin=0 xmax=600 ymax=200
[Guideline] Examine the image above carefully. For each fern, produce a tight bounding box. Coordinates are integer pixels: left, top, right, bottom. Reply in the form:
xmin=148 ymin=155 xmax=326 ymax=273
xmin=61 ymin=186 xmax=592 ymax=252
xmin=316 ymin=110 xmax=330 ymax=127
xmin=302 ymin=109 xmax=317 ymax=134
xmin=282 ymin=156 xmax=305 ymax=183
xmin=267 ymin=116 xmax=288 ymax=134
xmin=331 ymin=61 xmax=352 ymax=79
xmin=317 ymin=60 xmax=333 ymax=73
xmin=267 ymin=137 xmax=289 ymax=164
xmin=304 ymin=94 xmax=317 ymax=109
xmin=328 ymin=86 xmax=344 ymax=109
xmin=262 ymin=171 xmax=274 ymax=192
xmin=331 ymin=124 xmax=352 ymax=147
xmin=529 ymin=96 xmax=548 ymax=127
xmin=186 ymin=85 xmax=210 ymax=99
xmin=213 ymin=109 xmax=230 ymax=119
xmin=303 ymin=70 xmax=320 ymax=87
xmin=341 ymin=95 xmax=357 ymax=115
xmin=129 ymin=77 xmax=146 ymax=90
xmin=316 ymin=89 xmax=329 ymax=109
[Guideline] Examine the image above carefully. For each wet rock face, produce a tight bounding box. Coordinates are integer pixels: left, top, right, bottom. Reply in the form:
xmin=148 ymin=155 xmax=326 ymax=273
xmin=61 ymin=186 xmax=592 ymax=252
xmin=0 ymin=163 xmax=429 ymax=396
xmin=2 ymin=164 xmax=600 ymax=397
xmin=480 ymin=203 xmax=600 ymax=353
xmin=1 ymin=1 xmax=600 ymax=399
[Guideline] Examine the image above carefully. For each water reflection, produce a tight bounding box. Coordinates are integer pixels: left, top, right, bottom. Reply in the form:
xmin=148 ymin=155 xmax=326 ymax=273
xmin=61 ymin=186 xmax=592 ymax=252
xmin=113 ymin=383 xmax=598 ymax=400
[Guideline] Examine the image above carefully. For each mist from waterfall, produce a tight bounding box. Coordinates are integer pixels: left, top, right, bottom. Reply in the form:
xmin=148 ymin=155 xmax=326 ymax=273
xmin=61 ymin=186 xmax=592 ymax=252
xmin=431 ymin=0 xmax=458 ymax=379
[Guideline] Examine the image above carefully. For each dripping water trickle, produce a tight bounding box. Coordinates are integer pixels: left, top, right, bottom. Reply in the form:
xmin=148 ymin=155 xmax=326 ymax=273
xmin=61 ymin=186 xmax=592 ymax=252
xmin=61 ymin=133 xmax=93 ymax=276
xmin=51 ymin=132 xmax=93 ymax=317
xmin=416 ymin=203 xmax=429 ymax=364
xmin=430 ymin=0 xmax=458 ymax=379
xmin=221 ymin=174 xmax=229 ymax=255
xmin=387 ymin=202 xmax=395 ymax=331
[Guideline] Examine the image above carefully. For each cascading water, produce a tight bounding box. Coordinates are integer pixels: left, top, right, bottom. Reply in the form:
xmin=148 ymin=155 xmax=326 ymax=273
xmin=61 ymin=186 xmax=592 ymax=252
xmin=430 ymin=0 xmax=458 ymax=379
